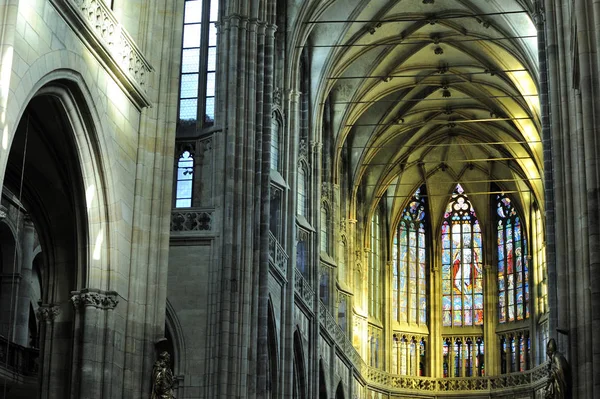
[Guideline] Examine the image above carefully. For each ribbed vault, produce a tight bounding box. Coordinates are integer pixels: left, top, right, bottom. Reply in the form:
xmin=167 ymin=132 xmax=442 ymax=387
xmin=306 ymin=0 xmax=542 ymax=232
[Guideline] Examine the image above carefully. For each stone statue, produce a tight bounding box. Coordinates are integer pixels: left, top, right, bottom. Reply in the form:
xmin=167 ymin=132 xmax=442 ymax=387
xmin=151 ymin=351 xmax=175 ymax=399
xmin=544 ymin=338 xmax=572 ymax=399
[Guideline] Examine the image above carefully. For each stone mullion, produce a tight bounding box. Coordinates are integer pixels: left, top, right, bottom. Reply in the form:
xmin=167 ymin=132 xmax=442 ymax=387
xmin=36 ymin=304 xmax=60 ymax=399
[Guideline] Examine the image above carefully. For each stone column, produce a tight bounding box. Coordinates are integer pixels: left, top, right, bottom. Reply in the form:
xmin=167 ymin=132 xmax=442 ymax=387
xmin=15 ymin=216 xmax=34 ymax=347
xmin=70 ymin=289 xmax=119 ymax=399
xmin=0 ymin=273 xmax=21 ymax=338
xmin=36 ymin=304 xmax=60 ymax=399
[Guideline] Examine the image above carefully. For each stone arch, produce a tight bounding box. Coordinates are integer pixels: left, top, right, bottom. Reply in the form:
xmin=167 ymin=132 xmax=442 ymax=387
xmin=267 ymin=298 xmax=279 ymax=397
xmin=2 ymin=75 xmax=113 ymax=397
xmin=165 ymin=299 xmax=186 ymax=376
xmin=318 ymin=359 xmax=328 ymax=399
xmin=293 ymin=329 xmax=307 ymax=399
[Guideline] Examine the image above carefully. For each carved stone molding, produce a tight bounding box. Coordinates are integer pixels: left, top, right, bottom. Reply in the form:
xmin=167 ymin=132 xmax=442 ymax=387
xmin=71 ymin=289 xmax=119 ymax=310
xmin=0 ymin=205 xmax=6 ymax=220
xmin=171 ymin=210 xmax=213 ymax=232
xmin=50 ymin=0 xmax=152 ymax=109
xmin=36 ymin=304 xmax=60 ymax=322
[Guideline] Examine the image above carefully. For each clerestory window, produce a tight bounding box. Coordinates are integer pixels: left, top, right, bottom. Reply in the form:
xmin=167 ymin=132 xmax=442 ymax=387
xmin=178 ymin=0 xmax=219 ymax=130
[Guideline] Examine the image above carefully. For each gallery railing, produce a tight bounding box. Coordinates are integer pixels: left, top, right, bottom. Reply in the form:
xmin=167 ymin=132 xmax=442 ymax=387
xmin=268 ymin=232 xmax=288 ymax=275
xmin=171 ymin=209 xmax=214 ymax=232
xmin=316 ymin=300 xmax=548 ymax=394
xmin=0 ymin=336 xmax=39 ymax=377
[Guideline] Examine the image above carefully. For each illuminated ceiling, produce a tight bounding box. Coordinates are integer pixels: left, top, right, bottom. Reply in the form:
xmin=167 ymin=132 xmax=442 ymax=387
xmin=303 ymin=0 xmax=542 ymax=229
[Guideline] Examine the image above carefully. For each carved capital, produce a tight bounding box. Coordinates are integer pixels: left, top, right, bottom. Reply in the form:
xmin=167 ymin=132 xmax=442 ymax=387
xmin=0 ymin=205 xmax=7 ymax=220
xmin=71 ymin=289 xmax=119 ymax=310
xmin=36 ymin=304 xmax=60 ymax=322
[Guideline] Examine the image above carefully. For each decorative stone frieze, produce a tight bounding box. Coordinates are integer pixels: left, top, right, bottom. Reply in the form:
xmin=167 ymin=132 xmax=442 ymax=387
xmin=71 ymin=289 xmax=119 ymax=310
xmin=171 ymin=210 xmax=213 ymax=232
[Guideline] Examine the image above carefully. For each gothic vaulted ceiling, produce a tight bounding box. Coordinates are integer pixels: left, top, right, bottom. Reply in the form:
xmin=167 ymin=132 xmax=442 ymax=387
xmin=303 ymin=0 xmax=541 ymax=231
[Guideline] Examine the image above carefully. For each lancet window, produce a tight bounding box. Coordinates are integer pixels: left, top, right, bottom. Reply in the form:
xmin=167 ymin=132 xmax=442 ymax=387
xmin=178 ymin=0 xmax=219 ymax=129
xmin=496 ymin=194 xmax=529 ymax=323
xmin=392 ymin=188 xmax=427 ymax=325
xmin=441 ymin=185 xmax=483 ymax=327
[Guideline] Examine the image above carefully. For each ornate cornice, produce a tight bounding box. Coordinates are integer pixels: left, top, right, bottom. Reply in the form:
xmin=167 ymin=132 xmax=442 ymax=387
xmin=50 ymin=0 xmax=152 ymax=109
xmin=71 ymin=289 xmax=119 ymax=310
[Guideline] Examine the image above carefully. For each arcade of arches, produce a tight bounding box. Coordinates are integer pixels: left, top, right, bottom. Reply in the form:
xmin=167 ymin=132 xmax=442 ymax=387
xmin=0 ymin=0 xmax=599 ymax=398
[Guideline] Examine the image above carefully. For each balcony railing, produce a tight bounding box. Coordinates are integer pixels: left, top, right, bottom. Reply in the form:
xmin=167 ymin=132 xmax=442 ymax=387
xmin=51 ymin=0 xmax=153 ymax=108
xmin=268 ymin=232 xmax=288 ymax=275
xmin=316 ymin=300 xmax=549 ymax=394
xmin=294 ymin=268 xmax=314 ymax=308
xmin=0 ymin=336 xmax=39 ymax=377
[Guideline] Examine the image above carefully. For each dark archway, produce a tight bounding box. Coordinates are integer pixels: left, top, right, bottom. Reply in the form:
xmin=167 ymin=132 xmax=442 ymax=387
xmin=319 ymin=360 xmax=327 ymax=399
xmin=293 ymin=330 xmax=306 ymax=399
xmin=335 ymin=382 xmax=345 ymax=399
xmin=267 ymin=300 xmax=278 ymax=398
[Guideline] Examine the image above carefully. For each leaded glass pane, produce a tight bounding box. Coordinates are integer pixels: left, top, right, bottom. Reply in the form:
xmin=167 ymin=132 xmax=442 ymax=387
xmin=183 ymin=24 xmax=201 ymax=48
xmin=204 ymin=97 xmax=215 ymax=123
xmin=179 ymin=98 xmax=198 ymax=121
xmin=209 ymin=23 xmax=217 ymax=46
xmin=207 ymin=47 xmax=217 ymax=71
xmin=180 ymin=74 xmax=199 ymax=98
xmin=185 ymin=1 xmax=202 ymax=23
xmin=181 ymin=48 xmax=200 ymax=73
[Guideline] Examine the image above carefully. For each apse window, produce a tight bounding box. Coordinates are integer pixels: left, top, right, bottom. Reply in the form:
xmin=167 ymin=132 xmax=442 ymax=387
xmin=179 ymin=0 xmax=219 ymax=129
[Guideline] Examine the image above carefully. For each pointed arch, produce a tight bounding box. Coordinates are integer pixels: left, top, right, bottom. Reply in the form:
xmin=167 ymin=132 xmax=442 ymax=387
xmin=165 ymin=300 xmax=186 ymax=376
xmin=335 ymin=381 xmax=345 ymax=399
xmin=267 ymin=298 xmax=279 ymax=397
xmin=293 ymin=329 xmax=307 ymax=399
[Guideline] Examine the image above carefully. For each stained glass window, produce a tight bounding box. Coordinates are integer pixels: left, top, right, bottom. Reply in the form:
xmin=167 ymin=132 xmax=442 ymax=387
xmin=393 ymin=188 xmax=427 ymax=325
xmin=441 ymin=184 xmax=483 ymax=327
xmin=497 ymin=194 xmax=529 ymax=323
xmin=179 ymin=0 xmax=219 ymax=128
xmin=175 ymin=150 xmax=194 ymax=207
